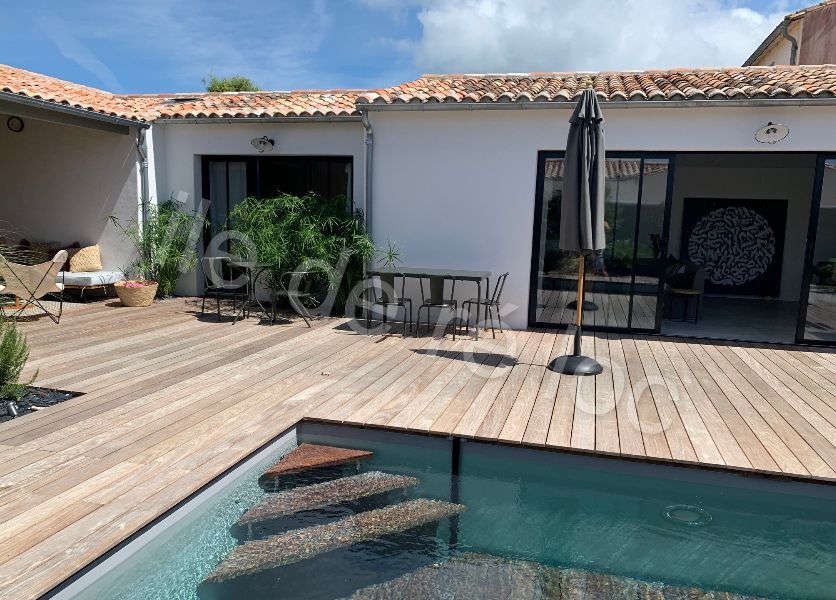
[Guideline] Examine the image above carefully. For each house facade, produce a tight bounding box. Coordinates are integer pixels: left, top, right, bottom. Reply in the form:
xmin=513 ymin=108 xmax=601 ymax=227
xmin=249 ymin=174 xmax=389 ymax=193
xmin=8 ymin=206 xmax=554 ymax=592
xmin=745 ymin=0 xmax=836 ymax=66
xmin=1 ymin=63 xmax=835 ymax=345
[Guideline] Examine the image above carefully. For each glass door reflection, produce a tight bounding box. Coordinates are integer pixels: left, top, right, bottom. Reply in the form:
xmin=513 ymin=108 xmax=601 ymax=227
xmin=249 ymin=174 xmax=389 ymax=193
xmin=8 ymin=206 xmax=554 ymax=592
xmin=800 ymin=158 xmax=836 ymax=343
xmin=531 ymin=154 xmax=672 ymax=332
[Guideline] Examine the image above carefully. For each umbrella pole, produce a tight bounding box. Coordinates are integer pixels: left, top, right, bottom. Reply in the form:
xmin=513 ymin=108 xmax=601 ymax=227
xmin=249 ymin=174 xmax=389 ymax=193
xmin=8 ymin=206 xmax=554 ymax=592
xmin=565 ymin=252 xmax=598 ymax=312
xmin=548 ymin=254 xmax=604 ymax=376
xmin=573 ymin=254 xmax=585 ymax=356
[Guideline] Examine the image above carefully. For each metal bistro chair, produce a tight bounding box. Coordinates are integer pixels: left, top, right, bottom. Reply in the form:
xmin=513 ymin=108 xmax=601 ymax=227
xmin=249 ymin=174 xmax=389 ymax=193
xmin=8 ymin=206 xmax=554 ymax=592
xmin=462 ymin=272 xmax=508 ymax=338
xmin=417 ymin=275 xmax=457 ymax=339
xmin=370 ymin=272 xmax=412 ymax=337
xmin=201 ymin=257 xmax=250 ymax=323
xmin=270 ymin=270 xmax=323 ymax=327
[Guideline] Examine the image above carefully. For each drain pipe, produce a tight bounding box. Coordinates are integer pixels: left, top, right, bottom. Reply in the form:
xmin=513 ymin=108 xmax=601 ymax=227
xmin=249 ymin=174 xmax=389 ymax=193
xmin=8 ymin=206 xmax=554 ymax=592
xmin=780 ymin=19 xmax=799 ymax=65
xmin=136 ymin=127 xmax=150 ymax=226
xmin=361 ymin=110 xmax=374 ymax=241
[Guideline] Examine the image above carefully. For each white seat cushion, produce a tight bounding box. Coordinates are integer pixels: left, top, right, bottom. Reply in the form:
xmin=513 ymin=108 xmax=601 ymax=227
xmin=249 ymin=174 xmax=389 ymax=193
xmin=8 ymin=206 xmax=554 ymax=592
xmin=58 ymin=271 xmax=124 ymax=287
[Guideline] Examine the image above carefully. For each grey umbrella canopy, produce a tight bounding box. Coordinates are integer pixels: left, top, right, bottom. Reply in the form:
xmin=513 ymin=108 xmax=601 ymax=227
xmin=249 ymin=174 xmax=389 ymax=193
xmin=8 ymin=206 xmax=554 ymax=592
xmin=549 ymin=88 xmax=606 ymax=376
xmin=560 ymin=88 xmax=606 ymax=254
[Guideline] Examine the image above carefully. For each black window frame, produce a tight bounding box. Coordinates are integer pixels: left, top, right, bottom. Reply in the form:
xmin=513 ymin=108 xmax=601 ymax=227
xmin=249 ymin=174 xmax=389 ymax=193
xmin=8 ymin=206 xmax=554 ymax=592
xmin=200 ymin=154 xmax=355 ymax=217
xmin=528 ymin=150 xmax=676 ymax=333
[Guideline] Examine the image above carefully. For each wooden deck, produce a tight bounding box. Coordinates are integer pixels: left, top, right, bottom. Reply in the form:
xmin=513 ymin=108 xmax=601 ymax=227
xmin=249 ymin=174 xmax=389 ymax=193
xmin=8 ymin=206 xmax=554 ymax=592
xmin=2 ymin=298 xmax=836 ymax=598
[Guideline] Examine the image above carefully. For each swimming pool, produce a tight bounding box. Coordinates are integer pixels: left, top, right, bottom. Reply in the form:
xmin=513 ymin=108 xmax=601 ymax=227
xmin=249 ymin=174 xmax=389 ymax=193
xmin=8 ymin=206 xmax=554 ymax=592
xmin=60 ymin=422 xmax=836 ymax=600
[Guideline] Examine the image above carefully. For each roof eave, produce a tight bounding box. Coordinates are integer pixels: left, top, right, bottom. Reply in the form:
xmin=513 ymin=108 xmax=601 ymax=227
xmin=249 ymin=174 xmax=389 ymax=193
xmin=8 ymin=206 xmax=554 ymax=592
xmin=0 ymin=90 xmax=147 ymax=130
xmin=151 ymin=114 xmax=362 ymax=124
xmin=357 ymin=96 xmax=836 ymax=111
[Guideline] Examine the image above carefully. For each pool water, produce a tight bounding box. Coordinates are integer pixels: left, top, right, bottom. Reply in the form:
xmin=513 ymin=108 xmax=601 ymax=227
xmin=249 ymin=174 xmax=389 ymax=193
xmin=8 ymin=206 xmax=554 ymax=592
xmin=70 ymin=424 xmax=836 ymax=600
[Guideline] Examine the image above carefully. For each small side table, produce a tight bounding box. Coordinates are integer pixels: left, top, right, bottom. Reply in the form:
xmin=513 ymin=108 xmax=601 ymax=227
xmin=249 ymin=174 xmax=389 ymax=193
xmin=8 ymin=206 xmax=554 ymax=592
xmin=666 ymin=288 xmax=703 ymax=323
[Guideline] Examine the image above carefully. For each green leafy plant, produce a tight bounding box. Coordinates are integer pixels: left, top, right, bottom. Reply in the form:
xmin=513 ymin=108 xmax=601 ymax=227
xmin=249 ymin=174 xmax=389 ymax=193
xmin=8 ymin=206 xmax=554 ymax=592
xmin=814 ymin=259 xmax=836 ymax=286
xmin=0 ymin=317 xmax=33 ymax=401
xmin=228 ymin=193 xmax=373 ymax=314
xmin=376 ymin=239 xmax=402 ymax=268
xmin=203 ymin=74 xmax=259 ymax=92
xmin=110 ymin=199 xmax=206 ymax=298
xmin=375 ymin=239 xmax=404 ymax=303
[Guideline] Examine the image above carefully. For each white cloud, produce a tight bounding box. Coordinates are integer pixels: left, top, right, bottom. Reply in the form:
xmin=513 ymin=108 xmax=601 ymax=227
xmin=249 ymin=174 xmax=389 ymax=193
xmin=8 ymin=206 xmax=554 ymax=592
xmin=383 ymin=0 xmax=788 ymax=74
xmin=37 ymin=10 xmax=121 ymax=90
xmin=39 ymin=0 xmax=335 ymax=92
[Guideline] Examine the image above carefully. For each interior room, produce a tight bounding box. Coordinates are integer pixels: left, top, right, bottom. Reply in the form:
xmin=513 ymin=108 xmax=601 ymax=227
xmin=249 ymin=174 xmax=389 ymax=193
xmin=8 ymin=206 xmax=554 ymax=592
xmin=661 ymin=153 xmax=817 ymax=343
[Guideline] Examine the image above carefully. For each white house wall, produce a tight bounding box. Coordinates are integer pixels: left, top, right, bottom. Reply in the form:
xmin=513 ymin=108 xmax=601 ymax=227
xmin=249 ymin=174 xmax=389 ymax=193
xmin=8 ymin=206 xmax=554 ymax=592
xmin=0 ymin=114 xmax=139 ymax=272
xmin=369 ymin=105 xmax=836 ymax=329
xmin=150 ymin=121 xmax=364 ymax=295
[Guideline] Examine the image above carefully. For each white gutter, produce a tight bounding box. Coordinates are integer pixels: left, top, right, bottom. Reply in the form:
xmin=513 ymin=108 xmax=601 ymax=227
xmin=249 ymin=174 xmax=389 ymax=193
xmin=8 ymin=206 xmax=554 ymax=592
xmin=357 ymin=97 xmax=836 ymax=111
xmin=136 ymin=128 xmax=150 ymax=226
xmin=154 ymin=116 xmax=362 ymax=124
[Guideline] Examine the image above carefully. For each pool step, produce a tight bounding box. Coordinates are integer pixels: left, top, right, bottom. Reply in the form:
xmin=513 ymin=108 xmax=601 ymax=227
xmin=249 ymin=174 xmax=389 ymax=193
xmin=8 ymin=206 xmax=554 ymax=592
xmin=263 ymin=443 xmax=373 ymax=477
xmin=237 ymin=471 xmax=419 ymax=525
xmin=339 ymin=553 xmax=765 ymax=600
xmin=205 ymin=498 xmax=466 ymax=583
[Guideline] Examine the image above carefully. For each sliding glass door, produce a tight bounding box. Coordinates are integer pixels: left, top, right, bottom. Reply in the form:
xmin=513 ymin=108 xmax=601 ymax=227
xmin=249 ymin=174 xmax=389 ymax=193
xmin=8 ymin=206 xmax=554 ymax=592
xmin=529 ymin=152 xmax=674 ymax=332
xmin=798 ymin=156 xmax=836 ymax=343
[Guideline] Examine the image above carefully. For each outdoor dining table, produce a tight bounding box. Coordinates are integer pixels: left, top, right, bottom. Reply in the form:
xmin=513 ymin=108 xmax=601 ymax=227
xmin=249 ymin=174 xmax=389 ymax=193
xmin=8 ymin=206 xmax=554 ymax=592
xmin=366 ymin=266 xmax=492 ymax=340
xmin=229 ymin=260 xmax=278 ymax=322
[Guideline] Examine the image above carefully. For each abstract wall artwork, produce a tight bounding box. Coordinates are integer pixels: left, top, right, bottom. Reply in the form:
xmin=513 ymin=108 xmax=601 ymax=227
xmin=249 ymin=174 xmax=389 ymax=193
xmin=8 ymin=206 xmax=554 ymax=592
xmin=680 ymin=198 xmax=787 ymax=296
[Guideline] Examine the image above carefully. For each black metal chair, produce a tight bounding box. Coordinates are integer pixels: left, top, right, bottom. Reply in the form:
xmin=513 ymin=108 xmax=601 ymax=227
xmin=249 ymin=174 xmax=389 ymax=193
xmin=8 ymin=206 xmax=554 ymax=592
xmin=370 ymin=273 xmax=412 ymax=337
xmin=200 ymin=257 xmax=250 ymax=323
xmin=417 ymin=275 xmax=457 ymax=339
xmin=270 ymin=270 xmax=323 ymax=327
xmin=462 ymin=272 xmax=508 ymax=338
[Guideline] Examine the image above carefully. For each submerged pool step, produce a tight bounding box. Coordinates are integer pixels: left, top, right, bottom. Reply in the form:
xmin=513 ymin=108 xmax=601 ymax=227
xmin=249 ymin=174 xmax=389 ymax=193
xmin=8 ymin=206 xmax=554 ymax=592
xmin=263 ymin=443 xmax=373 ymax=477
xmin=237 ymin=471 xmax=419 ymax=525
xmin=205 ymin=498 xmax=466 ymax=583
xmin=339 ymin=553 xmax=765 ymax=600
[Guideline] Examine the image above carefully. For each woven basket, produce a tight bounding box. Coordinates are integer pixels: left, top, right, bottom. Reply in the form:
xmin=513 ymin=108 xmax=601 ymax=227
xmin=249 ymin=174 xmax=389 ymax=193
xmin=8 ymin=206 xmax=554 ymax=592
xmin=114 ymin=281 xmax=158 ymax=307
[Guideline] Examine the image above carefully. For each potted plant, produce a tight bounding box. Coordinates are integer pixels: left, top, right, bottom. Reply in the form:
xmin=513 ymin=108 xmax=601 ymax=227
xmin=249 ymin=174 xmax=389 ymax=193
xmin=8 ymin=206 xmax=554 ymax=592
xmin=113 ymin=279 xmax=159 ymax=307
xmin=110 ymin=199 xmax=205 ymax=307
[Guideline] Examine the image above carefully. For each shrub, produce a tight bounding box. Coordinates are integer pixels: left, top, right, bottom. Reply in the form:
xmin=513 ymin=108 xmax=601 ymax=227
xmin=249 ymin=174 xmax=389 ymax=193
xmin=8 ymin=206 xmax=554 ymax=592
xmin=110 ymin=200 xmax=206 ymax=298
xmin=203 ymin=74 xmax=259 ymax=92
xmin=228 ymin=193 xmax=374 ymax=314
xmin=0 ymin=318 xmax=33 ymax=401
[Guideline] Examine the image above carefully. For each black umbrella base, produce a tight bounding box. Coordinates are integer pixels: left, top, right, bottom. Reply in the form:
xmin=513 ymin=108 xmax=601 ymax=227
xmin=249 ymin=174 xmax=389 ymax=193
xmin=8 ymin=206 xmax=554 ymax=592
xmin=566 ymin=300 xmax=598 ymax=311
xmin=548 ymin=355 xmax=603 ymax=376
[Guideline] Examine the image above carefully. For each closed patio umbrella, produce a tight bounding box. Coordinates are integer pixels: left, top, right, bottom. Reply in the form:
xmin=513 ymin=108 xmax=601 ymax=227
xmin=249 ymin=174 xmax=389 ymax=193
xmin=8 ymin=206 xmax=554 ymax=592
xmin=549 ymin=88 xmax=606 ymax=376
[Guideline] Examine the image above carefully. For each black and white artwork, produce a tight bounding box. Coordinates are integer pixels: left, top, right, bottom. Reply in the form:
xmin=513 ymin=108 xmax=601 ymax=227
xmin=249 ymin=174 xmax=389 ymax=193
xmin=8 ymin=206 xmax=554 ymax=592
xmin=680 ymin=198 xmax=787 ymax=297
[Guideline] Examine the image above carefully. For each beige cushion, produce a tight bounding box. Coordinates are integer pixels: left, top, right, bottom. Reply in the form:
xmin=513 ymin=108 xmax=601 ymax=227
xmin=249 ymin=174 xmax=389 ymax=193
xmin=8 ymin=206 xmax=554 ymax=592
xmin=69 ymin=244 xmax=102 ymax=272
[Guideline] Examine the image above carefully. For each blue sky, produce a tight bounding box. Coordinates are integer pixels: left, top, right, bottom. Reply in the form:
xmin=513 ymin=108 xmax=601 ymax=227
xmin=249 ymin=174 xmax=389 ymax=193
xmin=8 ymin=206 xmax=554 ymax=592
xmin=0 ymin=0 xmax=810 ymax=94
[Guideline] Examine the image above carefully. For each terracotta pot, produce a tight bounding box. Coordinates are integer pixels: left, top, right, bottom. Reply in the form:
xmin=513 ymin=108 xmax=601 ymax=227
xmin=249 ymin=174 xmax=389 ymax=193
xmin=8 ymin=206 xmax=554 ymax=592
xmin=114 ymin=281 xmax=158 ymax=307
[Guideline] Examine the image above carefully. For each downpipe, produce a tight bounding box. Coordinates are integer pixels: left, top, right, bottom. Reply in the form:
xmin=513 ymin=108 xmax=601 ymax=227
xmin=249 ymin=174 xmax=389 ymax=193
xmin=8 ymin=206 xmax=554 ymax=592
xmin=137 ymin=127 xmax=150 ymax=227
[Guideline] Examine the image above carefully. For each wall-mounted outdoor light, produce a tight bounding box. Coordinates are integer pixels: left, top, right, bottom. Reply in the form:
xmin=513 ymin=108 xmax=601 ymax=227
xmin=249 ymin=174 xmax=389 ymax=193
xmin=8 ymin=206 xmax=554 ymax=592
xmin=250 ymin=135 xmax=275 ymax=153
xmin=6 ymin=116 xmax=24 ymax=133
xmin=755 ymin=122 xmax=789 ymax=144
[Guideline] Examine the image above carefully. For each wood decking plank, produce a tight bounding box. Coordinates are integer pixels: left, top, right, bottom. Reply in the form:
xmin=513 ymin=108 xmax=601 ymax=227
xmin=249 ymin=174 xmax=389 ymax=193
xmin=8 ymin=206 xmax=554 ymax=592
xmin=520 ymin=330 xmax=571 ymax=446
xmin=1 ymin=299 xmax=835 ymax=599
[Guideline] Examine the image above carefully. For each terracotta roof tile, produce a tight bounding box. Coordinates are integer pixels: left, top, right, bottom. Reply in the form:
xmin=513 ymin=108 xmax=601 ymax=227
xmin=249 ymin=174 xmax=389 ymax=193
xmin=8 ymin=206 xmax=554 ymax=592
xmin=132 ymin=89 xmax=362 ymax=120
xmin=3 ymin=63 xmax=836 ymax=125
xmin=787 ymin=0 xmax=836 ymax=20
xmin=0 ymin=64 xmax=147 ymax=122
xmin=0 ymin=64 xmax=363 ymax=122
xmin=357 ymin=65 xmax=836 ymax=106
